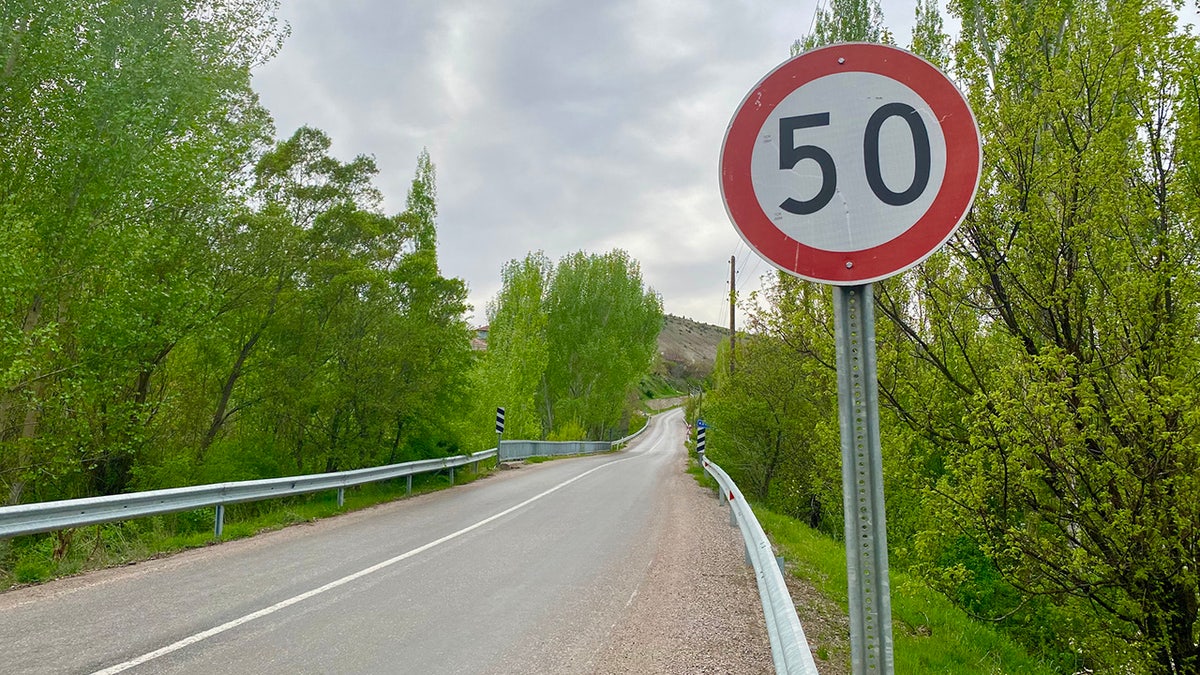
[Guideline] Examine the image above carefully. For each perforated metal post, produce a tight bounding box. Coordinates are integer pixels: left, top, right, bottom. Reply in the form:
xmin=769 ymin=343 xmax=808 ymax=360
xmin=834 ymin=285 xmax=894 ymax=674
xmin=214 ymin=504 xmax=224 ymax=539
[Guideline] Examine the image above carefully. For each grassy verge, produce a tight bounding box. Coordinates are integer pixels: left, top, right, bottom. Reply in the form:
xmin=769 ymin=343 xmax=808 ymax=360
xmin=0 ymin=465 xmax=490 ymax=592
xmin=687 ymin=460 xmax=1056 ymax=674
xmin=754 ymin=509 xmax=1060 ymax=674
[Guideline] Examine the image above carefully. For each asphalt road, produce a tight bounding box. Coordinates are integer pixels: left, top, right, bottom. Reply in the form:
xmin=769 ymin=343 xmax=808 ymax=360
xmin=0 ymin=409 xmax=698 ymax=674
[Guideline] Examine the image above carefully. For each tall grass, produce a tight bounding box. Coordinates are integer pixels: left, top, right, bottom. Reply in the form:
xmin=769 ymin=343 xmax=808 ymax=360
xmin=754 ymin=508 xmax=1062 ymax=674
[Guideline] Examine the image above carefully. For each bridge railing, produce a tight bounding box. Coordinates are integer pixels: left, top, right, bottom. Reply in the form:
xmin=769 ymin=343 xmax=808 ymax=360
xmin=499 ymin=440 xmax=611 ymax=460
xmin=0 ymin=449 xmax=497 ymax=540
xmin=0 ymin=421 xmax=653 ymax=541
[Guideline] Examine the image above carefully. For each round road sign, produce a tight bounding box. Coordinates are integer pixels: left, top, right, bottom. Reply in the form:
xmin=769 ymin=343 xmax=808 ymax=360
xmin=720 ymin=43 xmax=981 ymax=285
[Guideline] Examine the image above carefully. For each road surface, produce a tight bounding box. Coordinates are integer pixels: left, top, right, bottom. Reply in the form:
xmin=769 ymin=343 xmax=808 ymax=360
xmin=0 ymin=409 xmax=770 ymax=674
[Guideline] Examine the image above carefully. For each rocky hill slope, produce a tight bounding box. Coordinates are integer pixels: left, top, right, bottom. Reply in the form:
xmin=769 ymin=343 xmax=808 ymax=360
xmin=651 ymin=314 xmax=727 ymax=390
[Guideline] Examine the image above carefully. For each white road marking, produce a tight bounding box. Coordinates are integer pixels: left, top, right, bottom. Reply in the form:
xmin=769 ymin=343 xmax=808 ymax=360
xmin=91 ymin=453 xmax=642 ymax=674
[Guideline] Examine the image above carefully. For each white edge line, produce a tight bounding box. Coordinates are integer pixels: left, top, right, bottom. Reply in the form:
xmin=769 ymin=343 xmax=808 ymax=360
xmin=91 ymin=454 xmax=640 ymax=675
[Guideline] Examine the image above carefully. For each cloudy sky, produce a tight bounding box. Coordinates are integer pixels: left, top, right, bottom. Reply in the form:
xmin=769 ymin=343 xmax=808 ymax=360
xmin=251 ymin=0 xmax=939 ymax=327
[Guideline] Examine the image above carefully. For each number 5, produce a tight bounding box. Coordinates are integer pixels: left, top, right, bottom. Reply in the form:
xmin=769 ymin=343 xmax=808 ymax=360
xmin=779 ymin=113 xmax=837 ymax=215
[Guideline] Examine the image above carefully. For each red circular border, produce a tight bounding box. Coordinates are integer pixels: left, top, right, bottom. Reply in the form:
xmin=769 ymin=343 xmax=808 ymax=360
xmin=720 ymin=43 xmax=981 ymax=285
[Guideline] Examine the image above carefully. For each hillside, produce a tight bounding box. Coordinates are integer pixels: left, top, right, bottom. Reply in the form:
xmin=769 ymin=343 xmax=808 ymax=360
xmin=651 ymin=314 xmax=727 ymax=391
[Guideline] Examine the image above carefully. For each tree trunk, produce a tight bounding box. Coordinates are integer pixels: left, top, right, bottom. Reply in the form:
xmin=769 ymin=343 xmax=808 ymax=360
xmin=1145 ymin=576 xmax=1200 ymax=675
xmin=200 ymin=330 xmax=261 ymax=458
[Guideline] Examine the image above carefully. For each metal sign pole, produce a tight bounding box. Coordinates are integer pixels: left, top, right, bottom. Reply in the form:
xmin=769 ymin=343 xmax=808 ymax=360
xmin=833 ymin=284 xmax=894 ymax=675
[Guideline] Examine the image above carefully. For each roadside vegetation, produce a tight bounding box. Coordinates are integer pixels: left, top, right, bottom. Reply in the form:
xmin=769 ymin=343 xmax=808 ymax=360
xmin=757 ymin=507 xmax=1060 ymax=675
xmin=697 ymin=0 xmax=1200 ymax=672
xmin=687 ymin=461 xmax=1056 ymax=673
xmin=0 ymin=0 xmax=661 ymax=588
xmin=1 ymin=467 xmax=488 ymax=591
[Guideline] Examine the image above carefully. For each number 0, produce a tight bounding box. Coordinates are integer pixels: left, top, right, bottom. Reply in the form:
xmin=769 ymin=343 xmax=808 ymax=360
xmin=864 ymin=102 xmax=930 ymax=206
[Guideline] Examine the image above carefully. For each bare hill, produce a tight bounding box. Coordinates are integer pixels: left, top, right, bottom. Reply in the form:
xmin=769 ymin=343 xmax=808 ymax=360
xmin=654 ymin=314 xmax=727 ymax=386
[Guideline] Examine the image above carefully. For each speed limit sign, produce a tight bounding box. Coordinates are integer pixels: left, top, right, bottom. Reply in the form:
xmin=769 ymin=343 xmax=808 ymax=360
xmin=720 ymin=43 xmax=981 ymax=285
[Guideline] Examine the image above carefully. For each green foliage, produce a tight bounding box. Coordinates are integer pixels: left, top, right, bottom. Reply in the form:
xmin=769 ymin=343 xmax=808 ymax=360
xmin=474 ymin=249 xmax=663 ymax=443
xmin=704 ymin=276 xmax=841 ymax=534
xmin=792 ymin=0 xmax=892 ymax=54
xmin=707 ymin=2 xmax=1200 ymax=671
xmin=0 ymin=0 xmax=474 ymax=532
xmin=756 ymin=508 xmax=1060 ymax=674
xmin=0 ymin=0 xmax=284 ymax=503
xmin=475 ymin=253 xmax=552 ymax=442
xmin=545 ymin=420 xmax=588 ymax=442
xmin=873 ymin=0 xmax=1200 ymax=670
xmin=542 ymin=250 xmax=664 ymax=438
xmin=637 ymin=372 xmax=682 ymax=401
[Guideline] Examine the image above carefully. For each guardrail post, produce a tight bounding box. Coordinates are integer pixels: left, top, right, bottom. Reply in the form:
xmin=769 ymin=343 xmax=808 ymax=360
xmin=449 ymin=467 xmax=455 ymax=485
xmin=337 ymin=488 xmax=345 ymax=507
xmin=406 ymin=475 xmax=412 ymax=496
xmin=214 ymin=504 xmax=224 ymax=539
xmin=776 ymin=555 xmax=786 ymax=574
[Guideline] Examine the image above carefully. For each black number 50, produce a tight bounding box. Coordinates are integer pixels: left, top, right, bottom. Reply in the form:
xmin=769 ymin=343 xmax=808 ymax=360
xmin=778 ymin=102 xmax=932 ymax=216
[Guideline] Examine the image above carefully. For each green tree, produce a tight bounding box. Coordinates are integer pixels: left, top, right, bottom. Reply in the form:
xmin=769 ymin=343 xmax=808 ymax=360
xmin=793 ymin=0 xmax=891 ymax=54
xmin=705 ymin=276 xmax=841 ymax=531
xmin=0 ymin=0 xmax=282 ymax=501
xmin=171 ymin=130 xmax=471 ymax=477
xmin=476 ymin=253 xmax=552 ymax=442
xmin=875 ymin=0 xmax=1200 ymax=669
xmin=478 ymin=250 xmax=662 ymax=442
xmin=541 ymin=251 xmax=663 ymax=439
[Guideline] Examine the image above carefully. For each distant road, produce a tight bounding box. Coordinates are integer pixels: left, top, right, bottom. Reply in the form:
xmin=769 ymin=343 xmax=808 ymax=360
xmin=0 ymin=408 xmax=768 ymax=674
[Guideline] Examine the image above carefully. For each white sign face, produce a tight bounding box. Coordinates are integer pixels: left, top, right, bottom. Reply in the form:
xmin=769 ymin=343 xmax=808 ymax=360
xmin=749 ymin=72 xmax=949 ymax=252
xmin=720 ymin=43 xmax=981 ymax=285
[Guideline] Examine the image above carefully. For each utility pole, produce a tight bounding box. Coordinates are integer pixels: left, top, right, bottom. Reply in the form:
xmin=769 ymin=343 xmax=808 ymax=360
xmin=729 ymin=254 xmax=736 ymax=375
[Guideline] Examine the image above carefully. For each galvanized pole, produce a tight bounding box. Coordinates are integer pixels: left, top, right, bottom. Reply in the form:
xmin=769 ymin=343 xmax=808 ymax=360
xmin=214 ymin=504 xmax=224 ymax=539
xmin=729 ymin=254 xmax=737 ymax=375
xmin=833 ymin=284 xmax=894 ymax=675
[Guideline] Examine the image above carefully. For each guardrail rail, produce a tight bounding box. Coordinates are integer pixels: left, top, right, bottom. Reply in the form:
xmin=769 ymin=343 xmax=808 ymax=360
xmin=702 ymin=454 xmax=820 ymax=675
xmin=0 ymin=449 xmax=497 ymax=540
xmin=0 ymin=420 xmax=653 ymax=541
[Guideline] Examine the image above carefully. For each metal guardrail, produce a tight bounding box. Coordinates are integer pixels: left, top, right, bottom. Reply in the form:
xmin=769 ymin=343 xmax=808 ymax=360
xmin=612 ymin=421 xmax=649 ymax=447
xmin=0 ymin=449 xmax=497 ymax=540
xmin=497 ymin=420 xmax=649 ymax=461
xmin=499 ymin=440 xmax=611 ymax=461
xmin=0 ymin=420 xmax=656 ymax=541
xmin=702 ymin=455 xmax=820 ymax=675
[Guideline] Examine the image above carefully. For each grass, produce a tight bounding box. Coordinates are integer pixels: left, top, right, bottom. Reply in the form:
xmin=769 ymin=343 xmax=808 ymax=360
xmin=0 ymin=465 xmax=489 ymax=592
xmin=638 ymin=372 xmax=685 ymax=400
xmin=685 ymin=457 xmax=1058 ymax=674
xmin=753 ymin=508 xmax=1061 ymax=675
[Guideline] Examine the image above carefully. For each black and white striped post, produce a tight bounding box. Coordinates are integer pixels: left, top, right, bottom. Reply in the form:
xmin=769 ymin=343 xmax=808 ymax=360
xmin=495 ymin=407 xmax=505 ymax=467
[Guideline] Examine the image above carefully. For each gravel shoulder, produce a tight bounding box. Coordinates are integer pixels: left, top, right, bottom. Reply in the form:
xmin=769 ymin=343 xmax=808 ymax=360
xmin=593 ymin=450 xmax=772 ymax=674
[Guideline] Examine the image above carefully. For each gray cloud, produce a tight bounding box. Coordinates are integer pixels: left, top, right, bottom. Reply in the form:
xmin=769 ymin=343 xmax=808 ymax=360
xmin=253 ymin=0 xmax=928 ymax=325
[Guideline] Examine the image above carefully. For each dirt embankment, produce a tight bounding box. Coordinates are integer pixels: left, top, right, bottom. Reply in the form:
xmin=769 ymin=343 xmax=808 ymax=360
xmin=654 ymin=315 xmax=727 ymax=388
